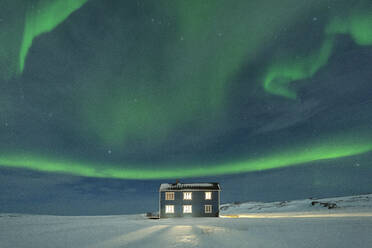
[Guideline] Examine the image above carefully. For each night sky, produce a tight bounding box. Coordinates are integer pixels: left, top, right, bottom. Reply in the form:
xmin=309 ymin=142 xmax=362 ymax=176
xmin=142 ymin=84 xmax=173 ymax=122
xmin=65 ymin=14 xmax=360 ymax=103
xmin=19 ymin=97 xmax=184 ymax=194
xmin=1 ymin=0 xmax=372 ymax=214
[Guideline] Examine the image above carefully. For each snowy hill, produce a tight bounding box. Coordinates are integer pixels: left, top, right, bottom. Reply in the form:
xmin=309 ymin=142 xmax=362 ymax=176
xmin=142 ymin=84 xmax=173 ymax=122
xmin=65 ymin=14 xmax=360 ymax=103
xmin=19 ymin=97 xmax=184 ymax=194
xmin=220 ymin=194 xmax=372 ymax=216
xmin=1 ymin=194 xmax=372 ymax=248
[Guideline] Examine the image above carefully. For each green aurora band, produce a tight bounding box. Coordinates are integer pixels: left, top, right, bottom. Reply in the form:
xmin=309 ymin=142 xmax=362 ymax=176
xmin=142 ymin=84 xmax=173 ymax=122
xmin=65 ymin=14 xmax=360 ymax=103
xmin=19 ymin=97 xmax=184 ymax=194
xmin=1 ymin=133 xmax=372 ymax=179
xmin=1 ymin=1 xmax=372 ymax=179
xmin=263 ymin=7 xmax=372 ymax=99
xmin=263 ymin=38 xmax=334 ymax=99
xmin=326 ymin=8 xmax=372 ymax=46
xmin=19 ymin=0 xmax=88 ymax=73
xmin=76 ymin=0 xmax=320 ymax=146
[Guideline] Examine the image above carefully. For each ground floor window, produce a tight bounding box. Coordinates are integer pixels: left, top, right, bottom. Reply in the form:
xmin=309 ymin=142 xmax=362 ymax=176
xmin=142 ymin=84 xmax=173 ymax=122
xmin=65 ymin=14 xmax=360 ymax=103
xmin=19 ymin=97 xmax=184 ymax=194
xmin=183 ymin=205 xmax=192 ymax=213
xmin=165 ymin=205 xmax=174 ymax=213
xmin=205 ymin=205 xmax=212 ymax=213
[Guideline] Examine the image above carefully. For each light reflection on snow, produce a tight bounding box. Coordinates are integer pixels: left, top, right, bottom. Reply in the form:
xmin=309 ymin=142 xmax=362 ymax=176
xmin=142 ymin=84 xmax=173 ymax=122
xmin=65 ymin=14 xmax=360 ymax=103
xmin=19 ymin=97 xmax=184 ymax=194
xmin=91 ymin=224 xmax=169 ymax=248
xmin=196 ymin=225 xmax=227 ymax=235
xmin=166 ymin=225 xmax=199 ymax=247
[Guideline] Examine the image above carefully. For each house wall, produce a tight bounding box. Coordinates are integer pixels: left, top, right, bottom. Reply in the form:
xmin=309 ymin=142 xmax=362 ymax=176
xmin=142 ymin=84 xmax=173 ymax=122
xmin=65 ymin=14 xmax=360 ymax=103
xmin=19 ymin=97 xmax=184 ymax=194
xmin=160 ymin=190 xmax=219 ymax=218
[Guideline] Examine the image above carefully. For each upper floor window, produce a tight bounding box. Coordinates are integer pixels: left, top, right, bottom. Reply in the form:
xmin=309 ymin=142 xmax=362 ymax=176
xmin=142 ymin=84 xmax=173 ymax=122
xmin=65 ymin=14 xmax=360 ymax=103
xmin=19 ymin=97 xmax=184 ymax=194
xmin=165 ymin=205 xmax=174 ymax=213
xmin=183 ymin=205 xmax=192 ymax=213
xmin=165 ymin=192 xmax=174 ymax=200
xmin=205 ymin=192 xmax=212 ymax=200
xmin=183 ymin=192 xmax=192 ymax=200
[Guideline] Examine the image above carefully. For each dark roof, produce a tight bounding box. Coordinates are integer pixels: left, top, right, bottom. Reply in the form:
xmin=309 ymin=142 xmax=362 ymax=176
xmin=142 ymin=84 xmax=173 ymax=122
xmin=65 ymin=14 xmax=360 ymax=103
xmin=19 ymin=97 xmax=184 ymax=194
xmin=159 ymin=182 xmax=220 ymax=191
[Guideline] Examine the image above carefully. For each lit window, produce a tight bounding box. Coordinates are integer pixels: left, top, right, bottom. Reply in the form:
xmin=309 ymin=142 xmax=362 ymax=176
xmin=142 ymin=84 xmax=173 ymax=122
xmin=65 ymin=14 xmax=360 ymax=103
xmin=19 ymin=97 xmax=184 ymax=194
xmin=183 ymin=205 xmax=192 ymax=213
xmin=165 ymin=192 xmax=175 ymax=200
xmin=205 ymin=192 xmax=212 ymax=200
xmin=183 ymin=192 xmax=192 ymax=200
xmin=205 ymin=205 xmax=212 ymax=213
xmin=165 ymin=205 xmax=174 ymax=213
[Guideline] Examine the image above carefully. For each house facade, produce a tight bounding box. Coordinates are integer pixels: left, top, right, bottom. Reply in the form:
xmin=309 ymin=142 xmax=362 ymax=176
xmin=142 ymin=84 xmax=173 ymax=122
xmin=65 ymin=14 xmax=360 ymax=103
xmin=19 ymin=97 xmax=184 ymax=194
xmin=159 ymin=182 xmax=220 ymax=218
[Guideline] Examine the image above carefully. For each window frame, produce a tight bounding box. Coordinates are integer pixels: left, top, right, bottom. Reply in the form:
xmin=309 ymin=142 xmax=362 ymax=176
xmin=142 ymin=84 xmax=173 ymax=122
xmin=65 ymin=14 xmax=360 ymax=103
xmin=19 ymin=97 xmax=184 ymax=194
xmin=205 ymin=205 xmax=212 ymax=213
xmin=183 ymin=205 xmax=192 ymax=213
xmin=165 ymin=205 xmax=174 ymax=213
xmin=205 ymin=191 xmax=212 ymax=200
xmin=183 ymin=192 xmax=192 ymax=200
xmin=165 ymin=191 xmax=175 ymax=200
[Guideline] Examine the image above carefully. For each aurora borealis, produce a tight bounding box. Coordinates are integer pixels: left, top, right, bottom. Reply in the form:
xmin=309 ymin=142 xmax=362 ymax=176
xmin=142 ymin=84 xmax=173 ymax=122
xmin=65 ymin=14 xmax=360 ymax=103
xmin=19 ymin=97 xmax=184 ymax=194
xmin=19 ymin=0 xmax=88 ymax=73
xmin=1 ymin=0 xmax=372 ymax=180
xmin=264 ymin=3 xmax=372 ymax=99
xmin=1 ymin=131 xmax=372 ymax=179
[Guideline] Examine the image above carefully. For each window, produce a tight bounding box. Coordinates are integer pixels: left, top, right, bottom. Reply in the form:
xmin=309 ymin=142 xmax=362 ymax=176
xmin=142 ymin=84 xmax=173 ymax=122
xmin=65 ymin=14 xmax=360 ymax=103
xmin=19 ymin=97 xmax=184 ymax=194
xmin=205 ymin=205 xmax=212 ymax=213
xmin=165 ymin=205 xmax=174 ymax=213
xmin=183 ymin=205 xmax=192 ymax=213
xmin=165 ymin=192 xmax=174 ymax=200
xmin=205 ymin=192 xmax=212 ymax=200
xmin=183 ymin=192 xmax=192 ymax=200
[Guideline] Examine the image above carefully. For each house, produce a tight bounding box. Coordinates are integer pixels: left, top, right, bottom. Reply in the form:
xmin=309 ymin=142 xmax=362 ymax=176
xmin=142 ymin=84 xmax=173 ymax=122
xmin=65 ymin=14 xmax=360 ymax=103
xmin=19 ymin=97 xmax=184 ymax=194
xmin=159 ymin=182 xmax=221 ymax=218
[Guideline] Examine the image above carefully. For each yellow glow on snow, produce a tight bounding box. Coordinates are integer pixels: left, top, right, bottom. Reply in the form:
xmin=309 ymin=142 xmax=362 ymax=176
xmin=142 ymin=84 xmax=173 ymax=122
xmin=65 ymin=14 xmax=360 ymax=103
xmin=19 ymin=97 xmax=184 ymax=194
xmin=219 ymin=212 xmax=372 ymax=218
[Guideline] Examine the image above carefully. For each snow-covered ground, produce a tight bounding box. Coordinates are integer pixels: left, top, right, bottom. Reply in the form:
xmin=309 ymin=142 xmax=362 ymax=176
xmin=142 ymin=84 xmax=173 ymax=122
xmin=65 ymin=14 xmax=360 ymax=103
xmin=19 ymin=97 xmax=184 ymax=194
xmin=1 ymin=194 xmax=372 ymax=248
